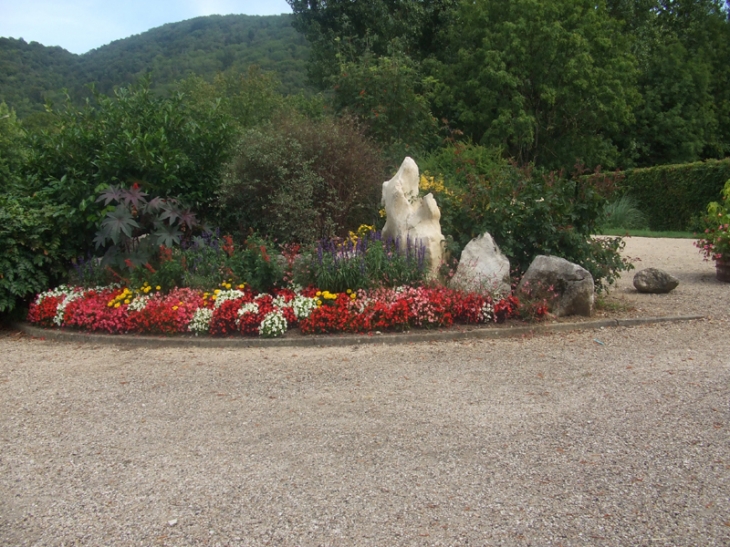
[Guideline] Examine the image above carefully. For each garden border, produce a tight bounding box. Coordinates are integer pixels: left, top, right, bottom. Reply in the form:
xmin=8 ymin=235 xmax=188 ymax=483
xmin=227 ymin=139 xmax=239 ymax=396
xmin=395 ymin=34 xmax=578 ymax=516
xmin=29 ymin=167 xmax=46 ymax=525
xmin=13 ymin=315 xmax=704 ymax=348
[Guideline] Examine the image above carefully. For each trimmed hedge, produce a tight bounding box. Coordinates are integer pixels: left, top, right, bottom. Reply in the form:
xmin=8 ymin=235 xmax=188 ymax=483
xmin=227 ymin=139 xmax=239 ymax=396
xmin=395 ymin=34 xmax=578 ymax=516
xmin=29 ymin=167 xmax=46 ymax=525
xmin=619 ymin=159 xmax=730 ymax=231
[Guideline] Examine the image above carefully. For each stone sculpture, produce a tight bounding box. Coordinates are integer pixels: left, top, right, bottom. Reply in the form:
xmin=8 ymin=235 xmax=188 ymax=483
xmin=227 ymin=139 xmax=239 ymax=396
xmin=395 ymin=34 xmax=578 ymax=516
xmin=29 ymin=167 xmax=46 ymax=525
xmin=381 ymin=157 xmax=445 ymax=278
xmin=518 ymin=255 xmax=595 ymax=317
xmin=450 ymin=232 xmax=511 ymax=296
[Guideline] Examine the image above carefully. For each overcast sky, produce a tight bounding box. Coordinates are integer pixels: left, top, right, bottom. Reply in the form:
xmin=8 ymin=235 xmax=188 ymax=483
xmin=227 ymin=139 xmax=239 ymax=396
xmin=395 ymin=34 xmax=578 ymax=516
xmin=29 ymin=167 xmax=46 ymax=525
xmin=0 ymin=0 xmax=293 ymax=54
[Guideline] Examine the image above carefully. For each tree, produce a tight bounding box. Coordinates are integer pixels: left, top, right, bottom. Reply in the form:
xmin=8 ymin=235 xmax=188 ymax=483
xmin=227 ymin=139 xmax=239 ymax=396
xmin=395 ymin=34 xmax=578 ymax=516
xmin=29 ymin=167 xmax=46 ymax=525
xmin=330 ymin=47 xmax=438 ymax=161
xmin=626 ymin=0 xmax=730 ymax=164
xmin=431 ymin=0 xmax=639 ymax=171
xmin=287 ymin=0 xmax=458 ymax=86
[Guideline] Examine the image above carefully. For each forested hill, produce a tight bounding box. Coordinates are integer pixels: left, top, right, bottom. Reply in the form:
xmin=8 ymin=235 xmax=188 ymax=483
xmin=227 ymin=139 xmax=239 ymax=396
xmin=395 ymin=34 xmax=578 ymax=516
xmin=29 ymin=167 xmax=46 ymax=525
xmin=0 ymin=14 xmax=309 ymax=119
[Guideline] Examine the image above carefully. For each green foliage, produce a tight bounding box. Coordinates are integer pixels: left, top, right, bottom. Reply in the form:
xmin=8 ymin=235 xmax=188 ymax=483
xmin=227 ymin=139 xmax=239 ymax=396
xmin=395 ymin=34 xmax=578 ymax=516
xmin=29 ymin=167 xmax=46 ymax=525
xmin=288 ymin=0 xmax=459 ymax=86
xmin=624 ymin=0 xmax=730 ymax=165
xmin=432 ymin=0 xmax=639 ymax=171
xmin=294 ymin=233 xmax=428 ymax=293
xmin=225 ymin=235 xmax=285 ymax=293
xmin=0 ymin=38 xmax=80 ymax=120
xmin=600 ymin=195 xmax=648 ymax=230
xmin=1 ymin=15 xmax=311 ymax=119
xmin=421 ymin=144 xmax=631 ymax=289
xmin=619 ymin=158 xmax=730 ymax=231
xmin=24 ymin=79 xmax=234 ymax=253
xmin=219 ymin=114 xmax=386 ymax=243
xmin=0 ymin=195 xmax=72 ymax=313
xmin=176 ymin=66 xmax=285 ymax=131
xmin=0 ymin=102 xmax=27 ymax=192
xmin=330 ymin=47 xmax=438 ymax=161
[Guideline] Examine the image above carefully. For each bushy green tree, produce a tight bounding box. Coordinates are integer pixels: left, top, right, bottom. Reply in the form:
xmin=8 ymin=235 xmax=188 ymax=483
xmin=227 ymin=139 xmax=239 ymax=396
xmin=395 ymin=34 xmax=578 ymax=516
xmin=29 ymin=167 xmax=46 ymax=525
xmin=0 ymin=102 xmax=27 ymax=192
xmin=626 ymin=0 xmax=730 ymax=165
xmin=287 ymin=0 xmax=458 ymax=86
xmin=331 ymin=47 xmax=438 ymax=161
xmin=431 ymin=0 xmax=639 ymax=171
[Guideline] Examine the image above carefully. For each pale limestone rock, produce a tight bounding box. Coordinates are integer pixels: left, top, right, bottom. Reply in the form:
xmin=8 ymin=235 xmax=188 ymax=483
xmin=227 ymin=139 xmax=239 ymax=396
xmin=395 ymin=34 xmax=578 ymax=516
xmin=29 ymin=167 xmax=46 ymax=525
xmin=381 ymin=157 xmax=445 ymax=278
xmin=518 ymin=255 xmax=595 ymax=317
xmin=450 ymin=232 xmax=511 ymax=296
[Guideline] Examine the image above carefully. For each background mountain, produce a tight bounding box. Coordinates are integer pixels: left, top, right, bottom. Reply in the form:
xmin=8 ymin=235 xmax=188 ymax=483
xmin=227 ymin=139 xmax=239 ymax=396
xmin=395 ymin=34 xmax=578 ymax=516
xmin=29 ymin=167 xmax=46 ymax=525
xmin=0 ymin=14 xmax=310 ymax=119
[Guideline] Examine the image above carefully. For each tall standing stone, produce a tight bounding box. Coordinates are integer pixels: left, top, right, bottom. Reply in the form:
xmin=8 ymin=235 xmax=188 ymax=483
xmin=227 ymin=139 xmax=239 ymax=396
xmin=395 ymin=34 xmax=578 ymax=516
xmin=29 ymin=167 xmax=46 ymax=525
xmin=381 ymin=157 xmax=445 ymax=278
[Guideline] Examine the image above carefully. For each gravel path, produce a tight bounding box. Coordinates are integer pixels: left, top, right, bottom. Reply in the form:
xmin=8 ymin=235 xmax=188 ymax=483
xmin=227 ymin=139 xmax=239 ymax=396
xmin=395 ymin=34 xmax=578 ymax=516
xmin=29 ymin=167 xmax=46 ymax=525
xmin=1 ymin=238 xmax=728 ymax=546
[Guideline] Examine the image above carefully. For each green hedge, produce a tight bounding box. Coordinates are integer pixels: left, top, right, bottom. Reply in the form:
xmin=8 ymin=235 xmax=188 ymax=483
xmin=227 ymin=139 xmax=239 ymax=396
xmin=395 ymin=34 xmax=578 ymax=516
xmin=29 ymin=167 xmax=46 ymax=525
xmin=620 ymin=159 xmax=730 ymax=231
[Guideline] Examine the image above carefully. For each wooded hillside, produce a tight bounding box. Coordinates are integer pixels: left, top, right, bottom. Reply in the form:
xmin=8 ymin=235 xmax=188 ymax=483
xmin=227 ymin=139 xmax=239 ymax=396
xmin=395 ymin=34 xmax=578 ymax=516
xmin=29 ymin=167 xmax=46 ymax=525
xmin=0 ymin=14 xmax=309 ymax=119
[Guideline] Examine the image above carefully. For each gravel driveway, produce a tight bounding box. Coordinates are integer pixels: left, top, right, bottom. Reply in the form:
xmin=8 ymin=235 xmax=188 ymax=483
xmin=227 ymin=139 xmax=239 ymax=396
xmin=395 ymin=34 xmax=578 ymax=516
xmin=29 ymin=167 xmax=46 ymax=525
xmin=1 ymin=238 xmax=728 ymax=546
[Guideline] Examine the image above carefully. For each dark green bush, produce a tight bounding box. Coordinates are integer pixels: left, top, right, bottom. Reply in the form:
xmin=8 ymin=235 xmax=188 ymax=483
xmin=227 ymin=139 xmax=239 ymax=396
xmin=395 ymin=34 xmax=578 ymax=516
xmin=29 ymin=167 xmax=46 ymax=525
xmin=420 ymin=144 xmax=631 ymax=289
xmin=620 ymin=159 xmax=730 ymax=231
xmin=218 ymin=114 xmax=386 ymax=243
xmin=23 ymin=78 xmax=235 ymax=255
xmin=0 ymin=195 xmax=72 ymax=314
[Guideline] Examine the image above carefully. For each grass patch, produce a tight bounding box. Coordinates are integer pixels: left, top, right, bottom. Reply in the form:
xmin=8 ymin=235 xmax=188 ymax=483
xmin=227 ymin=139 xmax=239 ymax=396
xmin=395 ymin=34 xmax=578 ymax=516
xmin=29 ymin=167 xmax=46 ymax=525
xmin=597 ymin=228 xmax=696 ymax=239
xmin=595 ymin=294 xmax=636 ymax=314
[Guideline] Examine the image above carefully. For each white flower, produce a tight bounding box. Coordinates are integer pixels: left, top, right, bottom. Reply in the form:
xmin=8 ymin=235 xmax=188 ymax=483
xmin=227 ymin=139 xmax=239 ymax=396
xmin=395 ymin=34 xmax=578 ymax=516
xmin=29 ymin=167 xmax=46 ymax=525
xmin=188 ymin=308 xmax=214 ymax=336
xmin=127 ymin=295 xmax=150 ymax=312
xmin=289 ymin=295 xmax=318 ymax=320
xmin=258 ymin=310 xmax=287 ymax=338
xmin=214 ymin=289 xmax=246 ymax=309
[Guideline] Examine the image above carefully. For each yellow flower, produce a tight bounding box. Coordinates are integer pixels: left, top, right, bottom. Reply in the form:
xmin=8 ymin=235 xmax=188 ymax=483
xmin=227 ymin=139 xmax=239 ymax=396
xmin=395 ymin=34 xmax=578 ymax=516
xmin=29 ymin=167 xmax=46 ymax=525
xmin=316 ymin=291 xmax=322 ymax=297
xmin=237 ymin=284 xmax=245 ymax=290
xmin=173 ymin=306 xmax=178 ymax=311
xmin=346 ymin=289 xmax=352 ymax=294
xmin=114 ymin=303 xmax=121 ymax=309
xmin=107 ymin=301 xmax=114 ymax=307
xmin=211 ymin=295 xmax=217 ymax=300
xmin=143 ymin=282 xmax=149 ymax=287
xmin=316 ymin=299 xmax=322 ymax=306
xmin=224 ymin=283 xmax=232 ymax=289
xmin=214 ymin=289 xmax=221 ymax=294
xmin=156 ymin=286 xmax=161 ymax=291
xmin=124 ymin=299 xmax=131 ymax=305
xmin=350 ymin=293 xmax=356 ymax=300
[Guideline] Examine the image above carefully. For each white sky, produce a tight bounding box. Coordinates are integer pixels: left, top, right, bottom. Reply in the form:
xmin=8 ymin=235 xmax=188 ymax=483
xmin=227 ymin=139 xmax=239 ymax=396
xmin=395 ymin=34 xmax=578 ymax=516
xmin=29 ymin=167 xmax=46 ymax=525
xmin=0 ymin=0 xmax=294 ymax=54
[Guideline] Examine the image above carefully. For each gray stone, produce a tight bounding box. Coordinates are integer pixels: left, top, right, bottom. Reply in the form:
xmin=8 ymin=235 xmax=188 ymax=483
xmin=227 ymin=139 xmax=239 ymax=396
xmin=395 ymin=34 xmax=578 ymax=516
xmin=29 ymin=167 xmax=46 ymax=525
xmin=633 ymin=268 xmax=679 ymax=293
xmin=450 ymin=232 xmax=511 ymax=296
xmin=518 ymin=255 xmax=595 ymax=317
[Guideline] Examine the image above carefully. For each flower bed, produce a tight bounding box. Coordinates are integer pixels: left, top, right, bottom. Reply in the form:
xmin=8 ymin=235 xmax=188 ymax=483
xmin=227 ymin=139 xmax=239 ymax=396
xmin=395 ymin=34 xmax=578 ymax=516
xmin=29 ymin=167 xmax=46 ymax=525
xmin=27 ymin=284 xmax=521 ymax=338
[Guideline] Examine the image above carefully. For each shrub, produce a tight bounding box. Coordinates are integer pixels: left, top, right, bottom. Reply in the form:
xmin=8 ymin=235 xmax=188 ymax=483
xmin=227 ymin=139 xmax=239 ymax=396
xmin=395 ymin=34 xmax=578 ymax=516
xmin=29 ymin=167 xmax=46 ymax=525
xmin=23 ymin=78 xmax=235 ymax=254
xmin=619 ymin=159 xmax=730 ymax=231
xmin=419 ymin=144 xmax=631 ymax=289
xmin=0 ymin=195 xmax=72 ymax=314
xmin=218 ymin=113 xmax=387 ymax=243
xmin=600 ymin=195 xmax=647 ymax=230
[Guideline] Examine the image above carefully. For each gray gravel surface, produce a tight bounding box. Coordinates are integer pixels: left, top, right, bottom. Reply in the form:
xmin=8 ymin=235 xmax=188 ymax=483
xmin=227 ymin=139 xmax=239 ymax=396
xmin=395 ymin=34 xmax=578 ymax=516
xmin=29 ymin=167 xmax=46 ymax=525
xmin=1 ymin=238 xmax=728 ymax=546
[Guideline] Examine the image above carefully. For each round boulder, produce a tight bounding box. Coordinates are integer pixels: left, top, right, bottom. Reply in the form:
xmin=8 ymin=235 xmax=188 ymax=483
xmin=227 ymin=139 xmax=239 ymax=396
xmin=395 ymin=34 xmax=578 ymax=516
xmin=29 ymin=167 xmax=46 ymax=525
xmin=633 ymin=268 xmax=679 ymax=294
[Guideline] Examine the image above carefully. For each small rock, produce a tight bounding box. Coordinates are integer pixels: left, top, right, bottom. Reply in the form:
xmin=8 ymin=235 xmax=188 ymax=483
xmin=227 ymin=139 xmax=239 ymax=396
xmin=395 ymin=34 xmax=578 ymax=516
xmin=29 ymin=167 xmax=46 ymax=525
xmin=633 ymin=268 xmax=679 ymax=294
xmin=168 ymin=519 xmax=178 ymax=527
